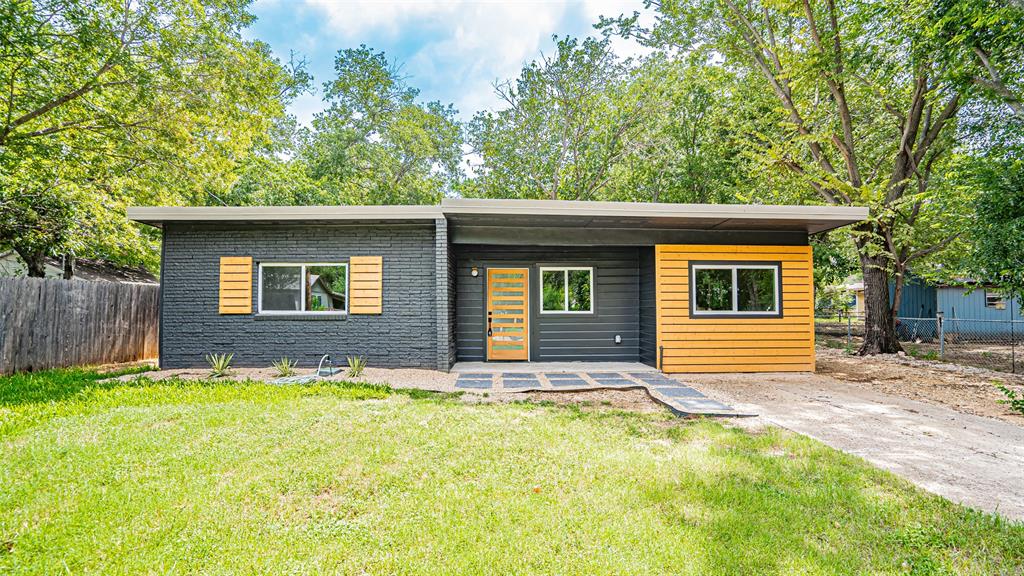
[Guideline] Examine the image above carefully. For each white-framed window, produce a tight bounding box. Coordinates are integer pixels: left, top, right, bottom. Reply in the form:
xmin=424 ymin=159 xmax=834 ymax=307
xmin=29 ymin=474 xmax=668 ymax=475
xmin=540 ymin=267 xmax=594 ymax=314
xmin=258 ymin=262 xmax=348 ymax=314
xmin=985 ymin=290 xmax=1007 ymax=310
xmin=691 ymin=263 xmax=781 ymax=316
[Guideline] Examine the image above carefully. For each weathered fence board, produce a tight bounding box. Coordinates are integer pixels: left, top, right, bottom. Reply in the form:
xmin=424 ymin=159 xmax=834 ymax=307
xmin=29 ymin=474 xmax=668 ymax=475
xmin=0 ymin=277 xmax=159 ymax=374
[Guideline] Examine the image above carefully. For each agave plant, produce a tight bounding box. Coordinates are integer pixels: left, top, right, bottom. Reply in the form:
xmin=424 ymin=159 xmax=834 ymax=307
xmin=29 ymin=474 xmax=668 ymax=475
xmin=347 ymin=355 xmax=367 ymax=378
xmin=272 ymin=357 xmax=297 ymax=377
xmin=206 ymin=352 xmax=234 ymax=378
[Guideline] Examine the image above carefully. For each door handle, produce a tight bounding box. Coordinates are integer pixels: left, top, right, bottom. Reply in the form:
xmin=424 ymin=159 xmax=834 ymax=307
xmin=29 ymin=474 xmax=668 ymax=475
xmin=487 ymin=311 xmax=492 ymax=337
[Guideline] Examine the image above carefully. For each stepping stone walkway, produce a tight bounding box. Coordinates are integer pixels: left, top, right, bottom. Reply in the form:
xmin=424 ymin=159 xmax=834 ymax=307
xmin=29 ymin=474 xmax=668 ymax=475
xmin=453 ymin=370 xmax=745 ymax=417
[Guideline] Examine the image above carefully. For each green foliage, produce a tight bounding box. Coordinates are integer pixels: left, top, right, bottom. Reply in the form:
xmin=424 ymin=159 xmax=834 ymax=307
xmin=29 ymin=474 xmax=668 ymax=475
xmin=905 ymin=346 xmax=940 ymax=361
xmin=602 ymin=0 xmax=1010 ymax=352
xmin=970 ymin=156 xmax=1024 ymax=302
xmin=0 ymin=0 xmax=308 ymax=273
xmin=466 ymin=37 xmax=753 ymax=202
xmin=466 ymin=36 xmax=638 ymax=200
xmin=346 ymin=355 xmax=367 ymax=378
xmin=922 ymin=0 xmax=1024 ymax=138
xmin=996 ymin=384 xmax=1024 ymax=416
xmin=225 ymin=46 xmax=464 ymax=207
xmin=305 ymin=46 xmax=463 ymax=205
xmin=272 ymin=357 xmax=297 ymax=377
xmin=206 ymin=353 xmax=234 ymax=378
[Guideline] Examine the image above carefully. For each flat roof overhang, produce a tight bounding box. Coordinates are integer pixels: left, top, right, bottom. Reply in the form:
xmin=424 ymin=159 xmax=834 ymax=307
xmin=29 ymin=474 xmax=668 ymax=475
xmin=126 ymin=205 xmax=443 ymax=228
xmin=127 ymin=199 xmax=867 ymax=235
xmin=440 ymin=199 xmax=867 ymax=235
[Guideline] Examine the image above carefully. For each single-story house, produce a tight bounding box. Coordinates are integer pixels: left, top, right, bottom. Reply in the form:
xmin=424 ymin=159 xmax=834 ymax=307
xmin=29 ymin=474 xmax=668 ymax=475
xmin=128 ymin=199 xmax=866 ymax=373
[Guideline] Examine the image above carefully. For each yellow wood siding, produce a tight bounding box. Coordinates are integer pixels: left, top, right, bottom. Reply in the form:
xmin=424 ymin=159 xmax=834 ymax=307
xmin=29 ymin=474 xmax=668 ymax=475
xmin=656 ymin=245 xmax=815 ymax=373
xmin=349 ymin=256 xmax=383 ymax=314
xmin=218 ymin=256 xmax=252 ymax=314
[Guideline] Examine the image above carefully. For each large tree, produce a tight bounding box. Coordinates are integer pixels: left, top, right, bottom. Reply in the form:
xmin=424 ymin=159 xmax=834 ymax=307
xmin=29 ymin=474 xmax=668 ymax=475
xmin=609 ymin=0 xmax=999 ymax=354
xmin=466 ymin=35 xmax=754 ymax=203
xmin=969 ymin=154 xmax=1024 ymax=306
xmin=302 ymin=46 xmax=463 ymax=205
xmin=0 ymin=0 xmax=306 ymax=274
xmin=466 ymin=36 xmax=643 ymax=200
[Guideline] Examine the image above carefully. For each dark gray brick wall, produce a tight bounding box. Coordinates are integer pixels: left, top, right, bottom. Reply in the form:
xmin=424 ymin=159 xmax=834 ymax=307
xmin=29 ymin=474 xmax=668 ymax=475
xmin=160 ymin=222 xmax=438 ymax=369
xmin=433 ymin=218 xmax=453 ymax=370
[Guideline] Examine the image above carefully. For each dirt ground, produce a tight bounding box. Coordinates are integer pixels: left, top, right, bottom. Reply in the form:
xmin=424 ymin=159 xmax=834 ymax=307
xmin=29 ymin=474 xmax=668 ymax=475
xmin=110 ymin=349 xmax=1024 ymax=425
xmin=814 ymin=346 xmax=1024 ymax=426
xmin=111 ymin=366 xmax=671 ymax=414
xmin=109 ymin=365 xmax=460 ymax=391
xmin=516 ymin=388 xmax=669 ymax=414
xmin=817 ymin=331 xmax=1023 ymax=375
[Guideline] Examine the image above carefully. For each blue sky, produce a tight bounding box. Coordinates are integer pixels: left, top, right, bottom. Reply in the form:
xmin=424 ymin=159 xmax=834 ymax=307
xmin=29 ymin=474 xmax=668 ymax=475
xmin=247 ymin=0 xmax=647 ymax=125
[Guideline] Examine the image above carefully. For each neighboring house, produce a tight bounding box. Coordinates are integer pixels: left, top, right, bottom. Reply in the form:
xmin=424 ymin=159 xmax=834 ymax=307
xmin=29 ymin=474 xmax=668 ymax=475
xmin=846 ymin=273 xmax=1020 ymax=338
xmin=128 ymin=199 xmax=866 ymax=373
xmin=843 ymin=274 xmax=939 ymax=319
xmin=841 ymin=278 xmax=864 ymax=315
xmin=0 ymin=250 xmax=157 ymax=283
xmin=308 ymin=274 xmax=346 ymax=311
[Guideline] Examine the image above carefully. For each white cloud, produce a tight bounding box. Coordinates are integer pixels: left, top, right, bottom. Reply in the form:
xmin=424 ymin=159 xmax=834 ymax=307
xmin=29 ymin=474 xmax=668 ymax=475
xmin=303 ymin=1 xmax=574 ymax=115
xmin=298 ymin=0 xmax=644 ymax=117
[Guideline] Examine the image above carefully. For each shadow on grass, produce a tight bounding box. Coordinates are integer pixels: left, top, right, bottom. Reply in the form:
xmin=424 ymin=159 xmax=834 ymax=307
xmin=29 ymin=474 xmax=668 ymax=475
xmin=0 ymin=367 xmax=460 ymax=437
xmin=0 ymin=366 xmax=461 ymax=408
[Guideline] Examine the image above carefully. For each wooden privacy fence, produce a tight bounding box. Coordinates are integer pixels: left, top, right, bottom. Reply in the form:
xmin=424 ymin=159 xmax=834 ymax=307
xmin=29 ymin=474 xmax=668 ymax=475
xmin=0 ymin=277 xmax=159 ymax=374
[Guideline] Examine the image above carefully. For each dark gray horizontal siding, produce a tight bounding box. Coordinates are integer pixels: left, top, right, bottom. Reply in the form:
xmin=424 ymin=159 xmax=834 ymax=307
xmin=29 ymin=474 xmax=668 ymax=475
xmin=161 ymin=222 xmax=437 ymax=369
xmin=454 ymin=245 xmax=640 ymax=362
xmin=639 ymin=246 xmax=657 ymax=367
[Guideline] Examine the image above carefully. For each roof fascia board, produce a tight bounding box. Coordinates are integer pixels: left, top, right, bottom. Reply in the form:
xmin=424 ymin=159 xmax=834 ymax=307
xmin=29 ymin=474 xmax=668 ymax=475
xmin=127 ymin=206 xmax=443 ymax=223
xmin=440 ymin=198 xmax=868 ymax=222
xmin=128 ymin=200 xmax=867 ymax=234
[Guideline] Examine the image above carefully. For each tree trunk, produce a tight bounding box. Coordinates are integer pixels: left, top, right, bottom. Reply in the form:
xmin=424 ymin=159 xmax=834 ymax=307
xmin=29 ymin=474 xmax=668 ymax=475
xmin=62 ymin=254 xmax=75 ymax=280
xmin=15 ymin=248 xmax=47 ymax=277
xmin=858 ymin=254 xmax=903 ymax=354
xmin=890 ymin=267 xmax=905 ymax=319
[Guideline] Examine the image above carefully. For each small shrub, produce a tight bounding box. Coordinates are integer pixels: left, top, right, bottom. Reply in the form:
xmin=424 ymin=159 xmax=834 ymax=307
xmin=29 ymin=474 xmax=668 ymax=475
xmin=206 ymin=353 xmax=234 ymax=378
xmin=272 ymin=357 xmax=297 ymax=377
xmin=996 ymin=384 xmax=1024 ymax=416
xmin=347 ymin=356 xmax=367 ymax=378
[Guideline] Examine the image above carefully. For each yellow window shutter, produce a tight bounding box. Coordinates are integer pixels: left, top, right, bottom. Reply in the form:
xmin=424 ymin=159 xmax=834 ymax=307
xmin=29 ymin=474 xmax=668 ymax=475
xmin=349 ymin=256 xmax=383 ymax=314
xmin=219 ymin=256 xmax=252 ymax=314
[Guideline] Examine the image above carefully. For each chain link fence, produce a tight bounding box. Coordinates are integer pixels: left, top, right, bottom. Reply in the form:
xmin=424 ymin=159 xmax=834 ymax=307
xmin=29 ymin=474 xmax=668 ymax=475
xmin=815 ymin=312 xmax=1023 ymax=374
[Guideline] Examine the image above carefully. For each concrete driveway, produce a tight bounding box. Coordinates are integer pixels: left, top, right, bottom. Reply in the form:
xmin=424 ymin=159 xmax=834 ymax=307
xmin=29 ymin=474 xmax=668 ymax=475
xmin=684 ymin=372 xmax=1024 ymax=522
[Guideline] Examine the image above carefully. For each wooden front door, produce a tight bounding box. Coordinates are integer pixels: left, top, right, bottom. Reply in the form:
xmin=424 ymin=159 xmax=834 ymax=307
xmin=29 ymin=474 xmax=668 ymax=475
xmin=486 ymin=268 xmax=530 ymax=360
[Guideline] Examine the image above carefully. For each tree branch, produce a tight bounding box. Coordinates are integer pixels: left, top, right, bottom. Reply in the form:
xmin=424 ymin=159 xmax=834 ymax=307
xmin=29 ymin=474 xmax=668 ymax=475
xmin=972 ymin=45 xmax=1024 ymax=117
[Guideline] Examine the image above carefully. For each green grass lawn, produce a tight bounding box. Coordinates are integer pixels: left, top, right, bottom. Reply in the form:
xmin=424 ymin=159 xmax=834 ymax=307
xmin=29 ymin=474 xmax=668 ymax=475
xmin=1 ymin=369 xmax=1021 ymax=575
